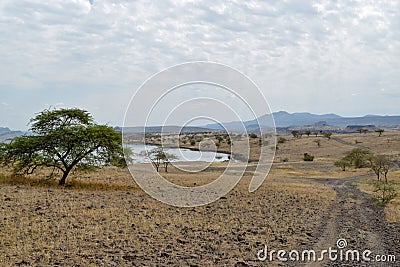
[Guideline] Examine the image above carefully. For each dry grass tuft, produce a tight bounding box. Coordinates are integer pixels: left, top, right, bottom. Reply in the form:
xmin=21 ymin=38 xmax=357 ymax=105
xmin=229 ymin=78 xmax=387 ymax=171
xmin=357 ymin=170 xmax=400 ymax=222
xmin=0 ymin=173 xmax=136 ymax=192
xmin=0 ymin=167 xmax=336 ymax=266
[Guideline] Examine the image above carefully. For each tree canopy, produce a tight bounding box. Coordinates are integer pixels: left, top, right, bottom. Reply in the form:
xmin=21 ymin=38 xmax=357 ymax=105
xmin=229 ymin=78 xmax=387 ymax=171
xmin=147 ymin=147 xmax=177 ymax=172
xmin=0 ymin=108 xmax=126 ymax=185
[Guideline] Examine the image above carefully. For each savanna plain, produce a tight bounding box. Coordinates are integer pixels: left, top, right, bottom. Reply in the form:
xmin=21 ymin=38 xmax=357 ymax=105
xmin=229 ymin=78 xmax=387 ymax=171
xmin=1 ymin=131 xmax=399 ymax=266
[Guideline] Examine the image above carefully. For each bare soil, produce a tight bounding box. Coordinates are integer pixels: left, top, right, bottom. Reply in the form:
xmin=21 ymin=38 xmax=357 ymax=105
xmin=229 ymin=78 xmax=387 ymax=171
xmin=0 ymin=173 xmax=335 ymax=266
xmin=303 ymin=175 xmax=400 ymax=267
xmin=1 ymin=131 xmax=400 ymax=266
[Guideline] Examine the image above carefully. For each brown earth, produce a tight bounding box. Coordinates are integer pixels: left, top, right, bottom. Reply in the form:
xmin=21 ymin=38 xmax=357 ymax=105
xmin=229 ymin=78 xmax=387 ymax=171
xmin=0 ymin=172 xmax=335 ymax=266
xmin=1 ymin=131 xmax=400 ymax=266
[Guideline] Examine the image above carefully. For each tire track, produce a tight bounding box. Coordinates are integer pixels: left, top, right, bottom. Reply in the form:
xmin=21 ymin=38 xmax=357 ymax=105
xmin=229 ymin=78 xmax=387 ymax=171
xmin=330 ymin=136 xmax=374 ymax=153
xmin=302 ymin=175 xmax=400 ymax=267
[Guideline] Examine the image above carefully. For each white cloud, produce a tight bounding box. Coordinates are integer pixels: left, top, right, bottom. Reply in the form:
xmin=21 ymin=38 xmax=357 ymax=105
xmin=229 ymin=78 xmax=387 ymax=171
xmin=0 ymin=0 xmax=399 ymax=128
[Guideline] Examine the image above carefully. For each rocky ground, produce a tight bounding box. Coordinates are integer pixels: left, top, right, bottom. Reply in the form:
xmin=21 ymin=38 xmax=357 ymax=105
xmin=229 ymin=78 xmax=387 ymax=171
xmin=1 ymin=131 xmax=399 ymax=266
xmin=0 ymin=173 xmax=335 ymax=266
xmin=289 ymin=174 xmax=400 ymax=267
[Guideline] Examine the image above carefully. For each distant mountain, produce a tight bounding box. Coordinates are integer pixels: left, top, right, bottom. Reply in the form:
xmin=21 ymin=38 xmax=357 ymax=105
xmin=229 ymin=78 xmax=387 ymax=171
xmin=260 ymin=111 xmax=342 ymax=127
xmin=119 ymin=125 xmax=218 ymax=134
xmin=0 ymin=127 xmax=11 ymax=133
xmin=0 ymin=127 xmax=24 ymax=142
xmin=204 ymin=111 xmax=400 ymax=132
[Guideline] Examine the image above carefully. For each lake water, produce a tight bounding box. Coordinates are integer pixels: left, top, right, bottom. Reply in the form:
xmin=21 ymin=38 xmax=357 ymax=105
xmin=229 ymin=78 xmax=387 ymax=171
xmin=126 ymin=143 xmax=230 ymax=163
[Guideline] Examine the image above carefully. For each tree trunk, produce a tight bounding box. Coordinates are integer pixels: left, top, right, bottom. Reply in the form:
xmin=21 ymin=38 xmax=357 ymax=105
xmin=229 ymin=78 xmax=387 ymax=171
xmin=59 ymin=169 xmax=71 ymax=185
xmin=164 ymin=162 xmax=168 ymax=173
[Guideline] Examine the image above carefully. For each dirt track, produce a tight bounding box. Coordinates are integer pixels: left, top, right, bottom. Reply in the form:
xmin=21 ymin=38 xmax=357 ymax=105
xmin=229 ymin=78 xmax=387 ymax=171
xmin=301 ymin=175 xmax=400 ymax=267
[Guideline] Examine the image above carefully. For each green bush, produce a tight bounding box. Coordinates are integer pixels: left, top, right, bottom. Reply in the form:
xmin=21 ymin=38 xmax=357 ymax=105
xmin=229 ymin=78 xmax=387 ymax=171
xmin=277 ymin=137 xmax=287 ymax=144
xmin=303 ymin=153 xmax=314 ymax=161
xmin=249 ymin=133 xmax=258 ymax=138
xmin=373 ymin=180 xmax=397 ymax=206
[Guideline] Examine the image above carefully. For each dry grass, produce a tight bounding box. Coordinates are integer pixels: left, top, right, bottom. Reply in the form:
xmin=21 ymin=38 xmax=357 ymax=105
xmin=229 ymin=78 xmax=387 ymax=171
xmin=275 ymin=131 xmax=400 ymax=163
xmin=1 ymin=131 xmax=400 ymax=265
xmin=271 ymin=163 xmax=371 ymax=179
xmin=0 ymin=167 xmax=335 ymax=266
xmin=358 ymin=170 xmax=400 ymax=222
xmin=0 ymin=168 xmax=139 ymax=192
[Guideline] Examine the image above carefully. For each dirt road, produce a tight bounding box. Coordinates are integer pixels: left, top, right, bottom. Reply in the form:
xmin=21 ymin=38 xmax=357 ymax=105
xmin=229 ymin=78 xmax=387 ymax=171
xmin=300 ymin=175 xmax=400 ymax=267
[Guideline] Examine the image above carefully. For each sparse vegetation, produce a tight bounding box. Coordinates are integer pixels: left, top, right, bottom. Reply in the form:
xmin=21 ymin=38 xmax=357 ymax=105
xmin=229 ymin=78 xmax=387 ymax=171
xmin=303 ymin=153 xmax=314 ymax=161
xmin=0 ymin=108 xmax=125 ymax=185
xmin=334 ymin=158 xmax=351 ymax=171
xmin=147 ymin=147 xmax=177 ymax=172
xmin=322 ymin=132 xmax=332 ymax=140
xmin=1 ymin=129 xmax=400 ymax=266
xmin=277 ymin=137 xmax=287 ymax=144
xmin=375 ymin=129 xmax=384 ymax=136
xmin=291 ymin=130 xmax=302 ymax=139
xmin=249 ymin=133 xmax=258 ymax=138
xmin=373 ymin=180 xmax=397 ymax=206
xmin=313 ymin=139 xmax=321 ymax=147
xmin=369 ymin=154 xmax=391 ymax=182
xmin=340 ymin=148 xmax=372 ymax=168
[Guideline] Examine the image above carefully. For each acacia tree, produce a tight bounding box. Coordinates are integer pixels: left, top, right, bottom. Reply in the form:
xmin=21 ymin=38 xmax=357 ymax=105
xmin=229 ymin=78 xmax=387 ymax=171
xmin=148 ymin=147 xmax=177 ymax=172
xmin=375 ymin=129 xmax=384 ymax=137
xmin=322 ymin=132 xmax=332 ymax=140
xmin=370 ymin=155 xmax=391 ymax=182
xmin=291 ymin=130 xmax=301 ymax=139
xmin=0 ymin=108 xmax=126 ymax=185
xmin=334 ymin=148 xmax=372 ymax=170
xmin=345 ymin=148 xmax=372 ymax=168
xmin=314 ymin=139 xmax=321 ymax=147
xmin=334 ymin=158 xmax=351 ymax=171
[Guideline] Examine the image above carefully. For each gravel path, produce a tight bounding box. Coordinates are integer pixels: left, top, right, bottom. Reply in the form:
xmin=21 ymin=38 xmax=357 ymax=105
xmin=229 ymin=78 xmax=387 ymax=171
xmin=330 ymin=136 xmax=374 ymax=153
xmin=301 ymin=174 xmax=400 ymax=267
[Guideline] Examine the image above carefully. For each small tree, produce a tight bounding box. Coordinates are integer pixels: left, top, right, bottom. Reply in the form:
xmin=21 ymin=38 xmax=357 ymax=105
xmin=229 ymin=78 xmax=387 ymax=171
xmin=334 ymin=158 xmax=351 ymax=171
xmin=375 ymin=129 xmax=384 ymax=137
xmin=291 ymin=130 xmax=301 ymax=139
xmin=322 ymin=132 xmax=332 ymax=140
xmin=345 ymin=148 xmax=372 ymax=168
xmin=0 ymin=108 xmax=126 ymax=185
xmin=277 ymin=137 xmax=287 ymax=144
xmin=370 ymin=155 xmax=391 ymax=182
xmin=249 ymin=133 xmax=258 ymax=139
xmin=314 ymin=139 xmax=321 ymax=147
xmin=373 ymin=180 xmax=397 ymax=206
xmin=303 ymin=153 xmax=314 ymax=161
xmin=305 ymin=130 xmax=311 ymax=137
xmin=147 ymin=147 xmax=177 ymax=172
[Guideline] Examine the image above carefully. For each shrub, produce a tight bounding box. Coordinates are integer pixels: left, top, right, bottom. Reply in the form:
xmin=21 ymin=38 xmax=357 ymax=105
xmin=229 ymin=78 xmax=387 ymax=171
xmin=303 ymin=153 xmax=314 ymax=161
xmin=373 ymin=180 xmax=397 ymax=206
xmin=334 ymin=158 xmax=351 ymax=171
xmin=249 ymin=133 xmax=258 ymax=138
xmin=277 ymin=137 xmax=287 ymax=144
xmin=291 ymin=130 xmax=301 ymax=139
xmin=322 ymin=132 xmax=332 ymax=140
xmin=345 ymin=148 xmax=372 ymax=168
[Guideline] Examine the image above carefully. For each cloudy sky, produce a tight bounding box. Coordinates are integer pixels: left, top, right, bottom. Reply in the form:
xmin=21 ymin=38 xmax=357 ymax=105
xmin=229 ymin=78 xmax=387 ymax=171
xmin=0 ymin=0 xmax=399 ymax=130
